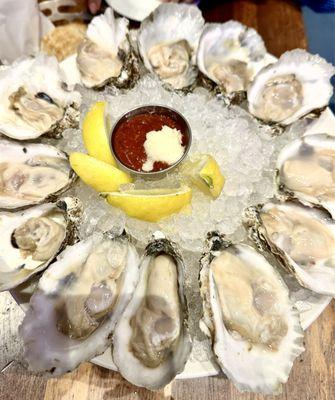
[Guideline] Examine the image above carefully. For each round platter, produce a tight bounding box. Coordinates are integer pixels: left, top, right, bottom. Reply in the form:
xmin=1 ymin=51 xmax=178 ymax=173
xmin=11 ymin=105 xmax=335 ymax=379
xmin=4 ymin=5 xmax=335 ymax=389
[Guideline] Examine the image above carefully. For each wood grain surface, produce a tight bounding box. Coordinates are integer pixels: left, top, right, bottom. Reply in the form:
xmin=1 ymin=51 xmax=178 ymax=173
xmin=201 ymin=0 xmax=307 ymax=56
xmin=1 ymin=1 xmax=332 ymax=400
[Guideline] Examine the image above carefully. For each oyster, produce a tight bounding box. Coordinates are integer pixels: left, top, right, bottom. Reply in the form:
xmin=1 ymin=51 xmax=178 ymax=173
xmin=138 ymin=4 xmax=205 ymax=90
xmin=248 ymin=50 xmax=335 ymax=125
xmin=244 ymin=201 xmax=335 ymax=297
xmin=20 ymin=232 xmax=140 ymax=375
xmin=0 ymin=139 xmax=76 ymax=210
xmin=0 ymin=198 xmax=81 ymax=292
xmin=277 ymin=133 xmax=335 ymax=218
xmin=76 ymin=8 xmax=138 ymax=89
xmin=199 ymin=233 xmax=304 ymax=394
xmin=197 ymin=21 xmax=268 ymax=100
xmin=0 ymin=55 xmax=80 ymax=140
xmin=113 ymin=234 xmax=192 ymax=390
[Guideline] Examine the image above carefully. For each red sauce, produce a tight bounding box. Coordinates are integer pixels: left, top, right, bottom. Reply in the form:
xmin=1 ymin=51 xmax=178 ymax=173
xmin=112 ymin=113 xmax=188 ymax=172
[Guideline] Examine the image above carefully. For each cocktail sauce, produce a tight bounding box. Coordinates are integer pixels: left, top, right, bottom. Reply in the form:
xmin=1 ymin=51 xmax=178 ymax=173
xmin=112 ymin=113 xmax=188 ymax=172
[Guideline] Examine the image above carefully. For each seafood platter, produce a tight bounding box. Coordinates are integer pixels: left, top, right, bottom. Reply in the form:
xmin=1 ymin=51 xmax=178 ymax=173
xmin=1 ymin=3 xmax=335 ymax=395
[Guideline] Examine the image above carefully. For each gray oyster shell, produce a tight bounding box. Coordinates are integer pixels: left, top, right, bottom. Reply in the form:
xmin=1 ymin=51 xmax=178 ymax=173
xmin=0 ymin=139 xmax=77 ymax=211
xmin=20 ymin=231 xmax=140 ymax=376
xmin=199 ymin=232 xmax=304 ymax=394
xmin=0 ymin=197 xmax=82 ymax=291
xmin=113 ymin=232 xmax=192 ymax=390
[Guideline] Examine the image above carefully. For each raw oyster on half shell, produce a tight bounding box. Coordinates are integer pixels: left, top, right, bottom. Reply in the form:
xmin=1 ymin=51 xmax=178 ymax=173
xmin=0 ymin=139 xmax=76 ymax=210
xmin=0 ymin=197 xmax=81 ymax=292
xmin=277 ymin=133 xmax=335 ymax=218
xmin=138 ymin=3 xmax=205 ymax=90
xmin=197 ymin=21 xmax=268 ymax=100
xmin=199 ymin=233 xmax=304 ymax=394
xmin=20 ymin=232 xmax=140 ymax=376
xmin=247 ymin=50 xmax=335 ymax=126
xmin=0 ymin=55 xmax=80 ymax=140
xmin=244 ymin=201 xmax=335 ymax=297
xmin=113 ymin=233 xmax=192 ymax=390
xmin=76 ymin=7 xmax=138 ymax=89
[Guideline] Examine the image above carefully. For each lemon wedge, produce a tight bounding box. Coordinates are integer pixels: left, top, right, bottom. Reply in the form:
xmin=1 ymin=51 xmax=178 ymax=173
xmin=82 ymin=101 xmax=116 ymax=166
xmin=106 ymin=186 xmax=192 ymax=222
xmin=70 ymin=152 xmax=132 ymax=192
xmin=181 ymin=154 xmax=225 ymax=199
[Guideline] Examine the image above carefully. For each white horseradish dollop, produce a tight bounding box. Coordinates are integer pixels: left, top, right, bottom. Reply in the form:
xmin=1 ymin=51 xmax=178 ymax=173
xmin=142 ymin=125 xmax=185 ymax=172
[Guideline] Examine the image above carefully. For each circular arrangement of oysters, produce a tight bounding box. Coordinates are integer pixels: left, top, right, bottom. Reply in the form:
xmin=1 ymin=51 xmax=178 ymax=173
xmin=0 ymin=3 xmax=334 ymax=396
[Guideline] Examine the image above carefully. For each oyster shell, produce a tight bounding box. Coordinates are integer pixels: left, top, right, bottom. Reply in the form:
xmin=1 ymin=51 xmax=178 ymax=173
xmin=0 ymin=139 xmax=76 ymax=210
xmin=138 ymin=4 xmax=205 ymax=90
xmin=0 ymin=55 xmax=80 ymax=140
xmin=197 ymin=21 xmax=267 ymax=100
xmin=247 ymin=50 xmax=335 ymax=125
xmin=113 ymin=233 xmax=192 ymax=390
xmin=244 ymin=201 xmax=335 ymax=296
xmin=199 ymin=233 xmax=304 ymax=394
xmin=277 ymin=133 xmax=335 ymax=218
xmin=0 ymin=197 xmax=81 ymax=292
xmin=76 ymin=8 xmax=138 ymax=89
xmin=20 ymin=232 xmax=140 ymax=375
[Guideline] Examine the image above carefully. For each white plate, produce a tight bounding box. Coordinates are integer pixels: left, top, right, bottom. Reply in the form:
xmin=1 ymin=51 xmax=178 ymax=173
xmin=105 ymin=0 xmax=161 ymax=21
xmin=11 ymin=108 xmax=335 ymax=379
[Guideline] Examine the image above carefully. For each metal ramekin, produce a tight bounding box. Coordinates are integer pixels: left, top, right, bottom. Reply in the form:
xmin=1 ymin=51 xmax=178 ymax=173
xmin=110 ymin=105 xmax=192 ymax=179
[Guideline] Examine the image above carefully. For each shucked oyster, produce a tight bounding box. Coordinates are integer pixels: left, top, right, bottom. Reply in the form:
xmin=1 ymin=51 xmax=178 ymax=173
xmin=277 ymin=133 xmax=335 ymax=218
xmin=197 ymin=21 xmax=268 ymax=100
xmin=20 ymin=232 xmax=140 ymax=375
xmin=199 ymin=233 xmax=304 ymax=394
xmin=248 ymin=50 xmax=335 ymax=126
xmin=0 ymin=55 xmax=80 ymax=140
xmin=138 ymin=4 xmax=205 ymax=90
xmin=0 ymin=198 xmax=81 ymax=292
xmin=76 ymin=8 xmax=138 ymax=89
xmin=244 ymin=201 xmax=335 ymax=296
xmin=113 ymin=233 xmax=192 ymax=390
xmin=0 ymin=139 xmax=76 ymax=210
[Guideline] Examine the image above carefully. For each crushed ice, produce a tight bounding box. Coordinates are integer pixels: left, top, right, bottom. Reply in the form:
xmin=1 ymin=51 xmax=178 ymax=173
xmin=59 ymin=74 xmax=304 ymax=251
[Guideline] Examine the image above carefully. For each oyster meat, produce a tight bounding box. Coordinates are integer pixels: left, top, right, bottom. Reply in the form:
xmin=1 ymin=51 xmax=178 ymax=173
xmin=0 ymin=198 xmax=81 ymax=292
xmin=0 ymin=55 xmax=80 ymax=140
xmin=277 ymin=133 xmax=335 ymax=218
xmin=197 ymin=21 xmax=268 ymax=98
xmin=138 ymin=4 xmax=205 ymax=90
xmin=20 ymin=232 xmax=140 ymax=375
xmin=113 ymin=234 xmax=192 ymax=390
xmin=76 ymin=8 xmax=137 ymax=89
xmin=0 ymin=139 xmax=76 ymax=210
xmin=244 ymin=201 xmax=335 ymax=297
xmin=199 ymin=233 xmax=304 ymax=394
xmin=248 ymin=50 xmax=335 ymax=125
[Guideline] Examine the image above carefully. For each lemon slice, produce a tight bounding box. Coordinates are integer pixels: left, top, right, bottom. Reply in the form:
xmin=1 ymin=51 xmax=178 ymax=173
xmin=106 ymin=186 xmax=192 ymax=222
xmin=70 ymin=152 xmax=132 ymax=192
xmin=181 ymin=154 xmax=225 ymax=199
xmin=82 ymin=101 xmax=116 ymax=166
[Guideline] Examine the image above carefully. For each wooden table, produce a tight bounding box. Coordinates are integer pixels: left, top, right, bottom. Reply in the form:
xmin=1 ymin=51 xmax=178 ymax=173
xmin=1 ymin=1 xmax=334 ymax=399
